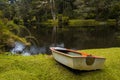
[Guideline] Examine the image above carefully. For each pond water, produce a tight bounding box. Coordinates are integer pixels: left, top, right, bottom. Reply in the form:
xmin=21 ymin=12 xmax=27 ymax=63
xmin=11 ymin=25 xmax=120 ymax=55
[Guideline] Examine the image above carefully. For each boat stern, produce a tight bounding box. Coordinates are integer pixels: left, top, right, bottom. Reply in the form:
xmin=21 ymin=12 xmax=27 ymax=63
xmin=73 ymin=57 xmax=106 ymax=70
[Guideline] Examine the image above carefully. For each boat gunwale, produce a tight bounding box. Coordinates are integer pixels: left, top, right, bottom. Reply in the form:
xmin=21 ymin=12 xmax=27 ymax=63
xmin=50 ymin=47 xmax=106 ymax=59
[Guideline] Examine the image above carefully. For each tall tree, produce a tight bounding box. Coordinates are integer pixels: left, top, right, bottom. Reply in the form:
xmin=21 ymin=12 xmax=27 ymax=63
xmin=32 ymin=0 xmax=49 ymax=22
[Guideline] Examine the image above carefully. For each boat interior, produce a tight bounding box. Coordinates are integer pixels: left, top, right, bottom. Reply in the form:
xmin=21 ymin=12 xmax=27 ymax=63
xmin=55 ymin=49 xmax=82 ymax=56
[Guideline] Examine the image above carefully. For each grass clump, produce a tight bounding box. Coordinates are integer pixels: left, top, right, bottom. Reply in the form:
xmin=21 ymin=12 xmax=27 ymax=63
xmin=0 ymin=70 xmax=38 ymax=80
xmin=0 ymin=47 xmax=120 ymax=80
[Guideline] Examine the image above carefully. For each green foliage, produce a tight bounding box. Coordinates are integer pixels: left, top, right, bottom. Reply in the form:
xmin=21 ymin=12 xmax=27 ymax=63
xmin=13 ymin=18 xmax=23 ymax=25
xmin=0 ymin=48 xmax=120 ymax=80
xmin=0 ymin=17 xmax=29 ymax=52
xmin=58 ymin=14 xmax=69 ymax=26
xmin=0 ymin=0 xmax=119 ymax=25
xmin=55 ymin=0 xmax=75 ymax=18
xmin=109 ymin=2 xmax=120 ymax=19
xmin=74 ymin=0 xmax=120 ymax=21
xmin=106 ymin=19 xmax=116 ymax=26
xmin=0 ymin=10 xmax=3 ymax=18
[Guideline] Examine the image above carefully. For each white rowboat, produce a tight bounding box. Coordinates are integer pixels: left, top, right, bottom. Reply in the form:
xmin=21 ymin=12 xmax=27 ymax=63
xmin=50 ymin=47 xmax=106 ymax=70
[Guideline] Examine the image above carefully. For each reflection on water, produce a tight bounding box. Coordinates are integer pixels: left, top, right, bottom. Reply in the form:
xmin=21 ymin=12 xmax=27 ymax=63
xmin=11 ymin=42 xmax=47 ymax=55
xmin=11 ymin=25 xmax=120 ymax=55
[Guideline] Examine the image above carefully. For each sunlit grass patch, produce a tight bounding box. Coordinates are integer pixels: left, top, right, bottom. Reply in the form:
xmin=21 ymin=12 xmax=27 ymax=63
xmin=0 ymin=47 xmax=120 ymax=80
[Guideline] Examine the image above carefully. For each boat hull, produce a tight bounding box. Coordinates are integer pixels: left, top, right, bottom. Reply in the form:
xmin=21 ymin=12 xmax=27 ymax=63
xmin=50 ymin=47 xmax=106 ymax=70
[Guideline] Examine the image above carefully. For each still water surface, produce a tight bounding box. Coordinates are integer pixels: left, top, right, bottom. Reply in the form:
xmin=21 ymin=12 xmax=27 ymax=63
xmin=12 ymin=25 xmax=120 ymax=55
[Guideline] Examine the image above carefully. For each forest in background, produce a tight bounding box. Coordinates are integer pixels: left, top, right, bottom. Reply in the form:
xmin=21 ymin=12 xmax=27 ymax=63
xmin=0 ymin=0 xmax=120 ymax=26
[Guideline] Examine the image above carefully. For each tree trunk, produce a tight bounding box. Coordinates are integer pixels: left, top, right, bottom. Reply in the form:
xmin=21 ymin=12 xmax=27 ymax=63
xmin=50 ymin=0 xmax=56 ymax=21
xmin=50 ymin=0 xmax=57 ymax=46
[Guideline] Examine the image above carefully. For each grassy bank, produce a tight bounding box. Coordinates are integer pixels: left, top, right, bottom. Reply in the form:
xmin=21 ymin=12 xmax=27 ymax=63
xmin=0 ymin=47 xmax=120 ymax=80
xmin=44 ymin=19 xmax=116 ymax=27
xmin=69 ymin=19 xmax=116 ymax=27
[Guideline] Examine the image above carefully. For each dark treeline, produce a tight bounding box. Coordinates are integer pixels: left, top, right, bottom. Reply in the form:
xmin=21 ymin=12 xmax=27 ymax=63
xmin=0 ymin=0 xmax=120 ymax=26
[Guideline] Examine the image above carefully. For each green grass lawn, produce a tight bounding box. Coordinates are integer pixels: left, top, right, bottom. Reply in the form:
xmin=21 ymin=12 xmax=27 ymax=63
xmin=0 ymin=47 xmax=120 ymax=80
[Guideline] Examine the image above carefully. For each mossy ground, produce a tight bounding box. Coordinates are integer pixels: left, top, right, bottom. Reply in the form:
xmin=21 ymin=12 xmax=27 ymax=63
xmin=0 ymin=47 xmax=120 ymax=80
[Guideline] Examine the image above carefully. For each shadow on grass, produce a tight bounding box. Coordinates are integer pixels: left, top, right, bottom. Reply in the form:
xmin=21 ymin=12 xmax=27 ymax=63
xmin=56 ymin=61 xmax=104 ymax=75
